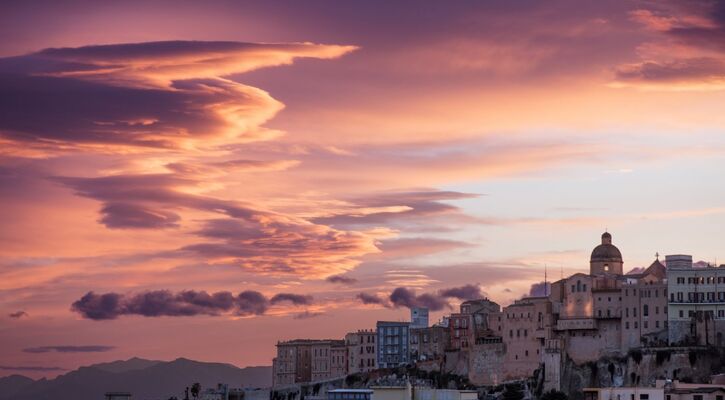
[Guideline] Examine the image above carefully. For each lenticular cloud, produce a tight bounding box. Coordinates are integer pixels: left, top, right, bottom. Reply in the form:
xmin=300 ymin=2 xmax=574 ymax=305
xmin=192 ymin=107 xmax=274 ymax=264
xmin=0 ymin=40 xmax=356 ymax=153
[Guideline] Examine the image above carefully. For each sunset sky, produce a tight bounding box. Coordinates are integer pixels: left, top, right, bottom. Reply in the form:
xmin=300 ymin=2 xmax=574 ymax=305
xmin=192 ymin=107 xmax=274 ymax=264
xmin=2 ymin=0 xmax=725 ymax=378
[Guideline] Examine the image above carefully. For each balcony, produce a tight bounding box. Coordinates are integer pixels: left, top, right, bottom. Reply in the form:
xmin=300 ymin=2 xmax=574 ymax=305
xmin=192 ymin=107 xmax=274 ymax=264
xmin=669 ymin=300 xmax=725 ymax=305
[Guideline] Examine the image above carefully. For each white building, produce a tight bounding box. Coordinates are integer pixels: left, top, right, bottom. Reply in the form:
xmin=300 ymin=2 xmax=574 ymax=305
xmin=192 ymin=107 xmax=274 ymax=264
xmin=410 ymin=307 xmax=429 ymax=329
xmin=583 ymin=387 xmax=663 ymax=400
xmin=666 ymin=255 xmax=725 ymax=346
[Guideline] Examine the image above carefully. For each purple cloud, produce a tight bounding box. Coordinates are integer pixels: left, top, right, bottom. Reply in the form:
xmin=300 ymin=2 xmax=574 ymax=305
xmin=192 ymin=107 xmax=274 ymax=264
xmin=528 ymin=281 xmax=551 ymax=297
xmin=389 ymin=287 xmax=450 ymax=311
xmin=99 ymin=203 xmax=181 ymax=229
xmin=361 ymin=285 xmax=484 ymax=311
xmin=270 ymin=293 xmax=313 ymax=305
xmin=237 ymin=291 xmax=269 ymax=316
xmin=357 ymin=292 xmax=389 ymax=306
xmin=326 ymin=274 xmax=358 ymax=285
xmin=439 ymin=284 xmax=484 ymax=300
xmin=9 ymin=311 xmax=28 ymax=318
xmin=23 ymin=345 xmax=115 ymax=353
xmin=313 ymin=190 xmax=479 ymax=230
xmin=293 ymin=311 xmax=324 ymax=319
xmin=0 ymin=40 xmax=354 ymax=153
xmin=71 ymin=289 xmax=313 ymax=320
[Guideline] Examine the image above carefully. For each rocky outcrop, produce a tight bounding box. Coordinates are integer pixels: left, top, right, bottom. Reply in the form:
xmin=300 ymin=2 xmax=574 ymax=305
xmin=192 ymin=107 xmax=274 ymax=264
xmin=551 ymin=347 xmax=725 ymax=400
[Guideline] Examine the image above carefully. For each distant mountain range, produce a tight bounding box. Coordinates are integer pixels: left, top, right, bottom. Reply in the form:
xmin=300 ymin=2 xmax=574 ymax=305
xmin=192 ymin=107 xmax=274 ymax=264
xmin=0 ymin=357 xmax=271 ymax=400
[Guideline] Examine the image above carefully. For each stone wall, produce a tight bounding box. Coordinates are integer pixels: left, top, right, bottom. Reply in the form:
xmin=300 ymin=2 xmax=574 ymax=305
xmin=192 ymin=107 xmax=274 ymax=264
xmin=468 ymin=343 xmax=505 ymax=386
xmin=554 ymin=347 xmax=725 ymax=400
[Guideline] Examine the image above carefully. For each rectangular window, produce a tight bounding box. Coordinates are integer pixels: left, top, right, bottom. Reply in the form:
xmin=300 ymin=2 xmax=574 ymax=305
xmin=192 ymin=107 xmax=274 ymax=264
xmin=640 ymin=395 xmax=649 ymax=400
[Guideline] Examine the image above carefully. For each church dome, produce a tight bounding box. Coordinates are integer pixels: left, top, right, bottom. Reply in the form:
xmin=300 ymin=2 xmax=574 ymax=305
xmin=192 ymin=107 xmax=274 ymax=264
xmin=590 ymin=232 xmax=622 ymax=262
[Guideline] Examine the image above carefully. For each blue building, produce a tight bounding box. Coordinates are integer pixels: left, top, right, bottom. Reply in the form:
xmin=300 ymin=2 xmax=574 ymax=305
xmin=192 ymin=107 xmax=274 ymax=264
xmin=376 ymin=321 xmax=410 ymax=368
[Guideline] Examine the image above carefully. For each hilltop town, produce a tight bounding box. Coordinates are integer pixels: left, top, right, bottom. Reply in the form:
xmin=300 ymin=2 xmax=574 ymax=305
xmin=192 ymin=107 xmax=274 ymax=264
xmin=272 ymin=232 xmax=725 ymax=395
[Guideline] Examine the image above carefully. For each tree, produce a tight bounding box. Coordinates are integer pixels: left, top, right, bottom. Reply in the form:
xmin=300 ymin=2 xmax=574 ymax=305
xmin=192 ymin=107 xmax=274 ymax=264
xmin=502 ymin=383 xmax=525 ymax=400
xmin=540 ymin=390 xmax=568 ymax=400
xmin=191 ymin=383 xmax=201 ymax=399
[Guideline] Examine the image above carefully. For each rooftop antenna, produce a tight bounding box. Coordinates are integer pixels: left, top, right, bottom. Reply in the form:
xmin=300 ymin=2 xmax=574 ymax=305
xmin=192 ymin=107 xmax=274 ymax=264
xmin=544 ymin=264 xmax=548 ymax=296
xmin=560 ymin=264 xmax=564 ymax=280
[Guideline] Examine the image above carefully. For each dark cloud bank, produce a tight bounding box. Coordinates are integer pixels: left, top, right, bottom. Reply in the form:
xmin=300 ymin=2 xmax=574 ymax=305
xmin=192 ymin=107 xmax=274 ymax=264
xmin=357 ymin=284 xmax=485 ymax=311
xmin=71 ymin=289 xmax=312 ymax=320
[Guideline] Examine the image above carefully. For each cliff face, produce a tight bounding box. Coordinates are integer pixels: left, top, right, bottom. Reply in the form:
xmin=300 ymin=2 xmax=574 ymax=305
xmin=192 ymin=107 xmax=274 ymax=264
xmin=555 ymin=348 xmax=725 ymax=400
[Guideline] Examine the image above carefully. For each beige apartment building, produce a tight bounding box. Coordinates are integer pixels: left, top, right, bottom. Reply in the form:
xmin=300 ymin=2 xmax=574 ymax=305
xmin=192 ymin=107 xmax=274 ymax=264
xmin=345 ymin=329 xmax=377 ymax=374
xmin=273 ymin=339 xmax=343 ymax=387
xmin=273 ymin=339 xmax=314 ymax=387
xmin=449 ymin=299 xmax=500 ymax=350
xmin=621 ymin=258 xmax=669 ymax=350
xmin=501 ymin=296 xmax=552 ymax=379
xmin=330 ymin=341 xmax=348 ymax=379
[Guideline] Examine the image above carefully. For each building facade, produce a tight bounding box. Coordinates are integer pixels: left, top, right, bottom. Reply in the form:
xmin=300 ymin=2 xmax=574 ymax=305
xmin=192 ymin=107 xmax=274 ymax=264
xmin=410 ymin=307 xmax=429 ymax=329
xmin=330 ymin=340 xmax=348 ymax=379
xmin=273 ymin=340 xmax=311 ymax=387
xmin=410 ymin=325 xmax=449 ymax=362
xmin=667 ymin=255 xmax=725 ymax=346
xmin=377 ymin=321 xmax=410 ymax=368
xmin=621 ymin=259 xmax=668 ymax=350
xmin=273 ymin=339 xmax=342 ymax=387
xmin=449 ymin=299 xmax=500 ymax=350
xmin=346 ymin=330 xmax=377 ymax=374
xmin=501 ymin=296 xmax=552 ymax=379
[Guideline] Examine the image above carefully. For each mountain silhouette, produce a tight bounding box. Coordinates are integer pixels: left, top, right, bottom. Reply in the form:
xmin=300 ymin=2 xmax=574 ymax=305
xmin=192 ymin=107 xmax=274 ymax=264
xmin=0 ymin=357 xmax=271 ymax=400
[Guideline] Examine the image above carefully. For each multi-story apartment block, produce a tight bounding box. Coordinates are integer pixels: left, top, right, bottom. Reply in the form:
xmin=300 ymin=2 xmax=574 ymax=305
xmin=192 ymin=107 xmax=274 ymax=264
xmin=501 ymin=296 xmax=552 ymax=379
xmin=330 ymin=341 xmax=348 ymax=378
xmin=311 ymin=341 xmax=332 ymax=381
xmin=667 ymin=255 xmax=725 ymax=346
xmin=273 ymin=339 xmax=314 ymax=387
xmin=449 ymin=299 xmax=500 ymax=350
xmin=345 ymin=329 xmax=377 ymax=374
xmin=621 ymin=259 xmax=668 ymax=350
xmin=410 ymin=325 xmax=449 ymax=362
xmin=377 ymin=321 xmax=410 ymax=368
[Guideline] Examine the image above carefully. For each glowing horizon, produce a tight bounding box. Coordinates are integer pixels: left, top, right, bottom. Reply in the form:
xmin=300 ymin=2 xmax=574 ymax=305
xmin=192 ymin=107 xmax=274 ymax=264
xmin=1 ymin=0 xmax=725 ymax=379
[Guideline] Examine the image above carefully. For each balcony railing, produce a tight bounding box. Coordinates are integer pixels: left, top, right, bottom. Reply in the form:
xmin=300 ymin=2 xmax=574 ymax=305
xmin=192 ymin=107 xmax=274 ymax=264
xmin=669 ymin=299 xmax=725 ymax=304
